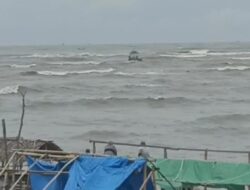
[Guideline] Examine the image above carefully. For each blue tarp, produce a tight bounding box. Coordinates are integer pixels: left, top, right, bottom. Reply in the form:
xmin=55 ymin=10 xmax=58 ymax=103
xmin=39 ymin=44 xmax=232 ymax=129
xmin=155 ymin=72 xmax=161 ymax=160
xmin=27 ymin=156 xmax=154 ymax=190
xmin=27 ymin=156 xmax=71 ymax=190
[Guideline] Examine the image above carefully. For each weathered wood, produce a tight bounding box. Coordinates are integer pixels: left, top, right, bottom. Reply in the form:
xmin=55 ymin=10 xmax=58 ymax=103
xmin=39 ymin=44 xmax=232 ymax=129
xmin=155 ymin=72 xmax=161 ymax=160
xmin=2 ymin=119 xmax=8 ymax=163
xmin=17 ymin=88 xmax=26 ymax=143
xmin=9 ymin=154 xmax=46 ymax=190
xmin=139 ymin=171 xmax=153 ymax=190
xmin=0 ymin=151 xmax=17 ymax=176
xmin=164 ymin=148 xmax=168 ymax=158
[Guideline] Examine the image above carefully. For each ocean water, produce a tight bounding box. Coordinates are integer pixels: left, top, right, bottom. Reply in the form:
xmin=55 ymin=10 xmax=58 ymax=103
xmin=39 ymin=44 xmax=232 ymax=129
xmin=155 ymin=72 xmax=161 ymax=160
xmin=1 ymin=43 xmax=250 ymax=161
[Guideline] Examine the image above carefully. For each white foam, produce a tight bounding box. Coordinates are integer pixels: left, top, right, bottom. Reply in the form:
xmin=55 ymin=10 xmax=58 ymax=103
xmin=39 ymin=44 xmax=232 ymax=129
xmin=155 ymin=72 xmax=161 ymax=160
xmin=190 ymin=49 xmax=209 ymax=55
xmin=213 ymin=66 xmax=250 ymax=71
xmin=21 ymin=52 xmax=126 ymax=58
xmin=0 ymin=85 xmax=19 ymax=95
xmin=10 ymin=64 xmax=36 ymax=68
xmin=37 ymin=68 xmax=114 ymax=76
xmin=231 ymin=57 xmax=250 ymax=60
xmin=209 ymin=52 xmax=250 ymax=56
xmin=47 ymin=61 xmax=101 ymax=65
xmin=115 ymin=71 xmax=164 ymax=76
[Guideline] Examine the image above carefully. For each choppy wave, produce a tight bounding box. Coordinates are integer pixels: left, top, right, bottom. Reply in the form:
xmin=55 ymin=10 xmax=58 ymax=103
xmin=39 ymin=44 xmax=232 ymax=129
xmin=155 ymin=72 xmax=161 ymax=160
xmin=46 ymin=61 xmax=101 ymax=65
xmin=29 ymin=96 xmax=198 ymax=108
xmin=20 ymin=52 xmax=126 ymax=58
xmin=160 ymin=50 xmax=250 ymax=59
xmin=160 ymin=49 xmax=209 ymax=58
xmin=0 ymin=85 xmax=37 ymax=95
xmin=72 ymin=130 xmax=139 ymax=140
xmin=21 ymin=68 xmax=114 ymax=76
xmin=0 ymin=85 xmax=19 ymax=95
xmin=195 ymin=114 xmax=250 ymax=124
xmin=211 ymin=66 xmax=250 ymax=71
xmin=231 ymin=57 xmax=250 ymax=60
xmin=125 ymin=84 xmax=163 ymax=88
xmin=209 ymin=51 xmax=250 ymax=56
xmin=114 ymin=71 xmax=164 ymax=76
xmin=10 ymin=64 xmax=36 ymax=68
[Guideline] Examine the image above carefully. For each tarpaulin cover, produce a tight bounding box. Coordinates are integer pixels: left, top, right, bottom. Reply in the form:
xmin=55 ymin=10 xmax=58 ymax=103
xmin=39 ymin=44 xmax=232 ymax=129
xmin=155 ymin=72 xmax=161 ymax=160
xmin=64 ymin=156 xmax=154 ymax=190
xmin=155 ymin=159 xmax=250 ymax=190
xmin=27 ymin=156 xmax=71 ymax=190
xmin=27 ymin=156 xmax=154 ymax=190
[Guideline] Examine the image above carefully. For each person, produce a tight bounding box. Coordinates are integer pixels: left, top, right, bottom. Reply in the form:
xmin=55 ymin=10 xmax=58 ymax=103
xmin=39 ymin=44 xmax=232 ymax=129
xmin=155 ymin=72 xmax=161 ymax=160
xmin=104 ymin=141 xmax=117 ymax=156
xmin=138 ymin=141 xmax=150 ymax=159
xmin=85 ymin=148 xmax=91 ymax=154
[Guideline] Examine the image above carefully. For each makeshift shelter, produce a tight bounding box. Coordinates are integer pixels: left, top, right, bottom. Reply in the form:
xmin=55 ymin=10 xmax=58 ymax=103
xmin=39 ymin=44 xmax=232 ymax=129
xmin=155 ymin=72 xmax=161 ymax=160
xmin=27 ymin=156 xmax=154 ymax=190
xmin=155 ymin=159 xmax=250 ymax=190
xmin=0 ymin=137 xmax=62 ymax=164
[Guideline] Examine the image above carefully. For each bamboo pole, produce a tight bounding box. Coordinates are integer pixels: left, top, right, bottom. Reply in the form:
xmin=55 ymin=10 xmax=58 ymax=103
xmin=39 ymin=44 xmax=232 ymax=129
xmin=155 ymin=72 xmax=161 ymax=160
xmin=0 ymin=151 xmax=17 ymax=176
xmin=42 ymin=155 xmax=79 ymax=190
xmin=139 ymin=171 xmax=153 ymax=190
xmin=9 ymin=154 xmax=46 ymax=190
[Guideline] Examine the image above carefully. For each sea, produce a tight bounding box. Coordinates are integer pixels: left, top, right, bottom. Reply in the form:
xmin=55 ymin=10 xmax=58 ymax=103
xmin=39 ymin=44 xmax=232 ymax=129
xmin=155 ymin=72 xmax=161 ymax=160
xmin=1 ymin=42 xmax=250 ymax=162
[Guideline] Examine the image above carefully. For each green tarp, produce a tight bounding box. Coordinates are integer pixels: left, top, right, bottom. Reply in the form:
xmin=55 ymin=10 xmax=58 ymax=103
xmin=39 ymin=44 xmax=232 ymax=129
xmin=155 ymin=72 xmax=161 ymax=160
xmin=155 ymin=159 xmax=250 ymax=190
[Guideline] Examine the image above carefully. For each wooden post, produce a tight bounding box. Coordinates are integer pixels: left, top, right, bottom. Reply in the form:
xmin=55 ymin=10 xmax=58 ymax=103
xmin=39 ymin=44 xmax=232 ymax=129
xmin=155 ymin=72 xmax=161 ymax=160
xmin=92 ymin=142 xmax=96 ymax=154
xmin=143 ymin=164 xmax=147 ymax=190
xmin=164 ymin=148 xmax=168 ymax=158
xmin=204 ymin=149 xmax=208 ymax=160
xmin=204 ymin=149 xmax=208 ymax=190
xmin=2 ymin=119 xmax=8 ymax=190
xmin=2 ymin=119 xmax=8 ymax=163
xmin=248 ymin=152 xmax=250 ymax=190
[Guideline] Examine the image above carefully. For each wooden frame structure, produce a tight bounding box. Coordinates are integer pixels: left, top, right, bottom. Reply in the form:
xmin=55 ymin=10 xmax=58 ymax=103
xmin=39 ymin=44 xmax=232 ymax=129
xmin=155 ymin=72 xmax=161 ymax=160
xmin=0 ymin=149 xmax=157 ymax=190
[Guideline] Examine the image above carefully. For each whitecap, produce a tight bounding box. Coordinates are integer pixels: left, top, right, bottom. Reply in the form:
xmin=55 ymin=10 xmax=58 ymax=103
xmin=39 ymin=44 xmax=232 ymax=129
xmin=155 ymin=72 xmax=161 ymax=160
xmin=231 ymin=57 xmax=250 ymax=60
xmin=46 ymin=61 xmax=101 ymax=65
xmin=189 ymin=49 xmax=209 ymax=55
xmin=37 ymin=68 xmax=114 ymax=76
xmin=212 ymin=66 xmax=250 ymax=71
xmin=114 ymin=71 xmax=164 ymax=76
xmin=0 ymin=85 xmax=19 ymax=95
xmin=10 ymin=64 xmax=36 ymax=68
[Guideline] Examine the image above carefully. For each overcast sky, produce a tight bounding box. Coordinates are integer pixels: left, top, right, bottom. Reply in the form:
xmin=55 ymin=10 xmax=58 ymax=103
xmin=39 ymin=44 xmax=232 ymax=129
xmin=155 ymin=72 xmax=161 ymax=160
xmin=1 ymin=0 xmax=250 ymax=45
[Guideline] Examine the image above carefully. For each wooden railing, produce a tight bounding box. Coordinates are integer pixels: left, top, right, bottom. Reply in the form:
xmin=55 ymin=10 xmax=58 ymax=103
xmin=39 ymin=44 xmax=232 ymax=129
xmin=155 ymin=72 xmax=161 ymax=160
xmin=89 ymin=139 xmax=250 ymax=163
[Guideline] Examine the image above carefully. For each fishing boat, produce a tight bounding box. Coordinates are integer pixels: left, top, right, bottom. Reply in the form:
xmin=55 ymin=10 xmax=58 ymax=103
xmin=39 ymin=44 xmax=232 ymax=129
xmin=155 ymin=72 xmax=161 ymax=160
xmin=128 ymin=50 xmax=143 ymax=61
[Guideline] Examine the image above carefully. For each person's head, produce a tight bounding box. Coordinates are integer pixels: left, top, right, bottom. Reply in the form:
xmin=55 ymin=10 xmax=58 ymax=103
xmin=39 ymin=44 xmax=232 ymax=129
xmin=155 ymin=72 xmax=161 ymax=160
xmin=85 ymin=148 xmax=90 ymax=153
xmin=107 ymin=141 xmax=113 ymax=145
xmin=140 ymin=141 xmax=146 ymax=146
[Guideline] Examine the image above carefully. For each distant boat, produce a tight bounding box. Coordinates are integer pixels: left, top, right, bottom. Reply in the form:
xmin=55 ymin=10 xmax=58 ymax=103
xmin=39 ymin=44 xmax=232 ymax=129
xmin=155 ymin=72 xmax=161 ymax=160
xmin=128 ymin=50 xmax=143 ymax=61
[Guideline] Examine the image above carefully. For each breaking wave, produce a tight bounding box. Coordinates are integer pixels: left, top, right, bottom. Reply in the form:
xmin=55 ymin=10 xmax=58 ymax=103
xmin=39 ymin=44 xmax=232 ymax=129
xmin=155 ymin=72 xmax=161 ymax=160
xmin=10 ymin=64 xmax=36 ymax=68
xmin=0 ymin=85 xmax=38 ymax=95
xmin=21 ymin=68 xmax=114 ymax=76
xmin=46 ymin=61 xmax=101 ymax=65
xmin=231 ymin=57 xmax=250 ymax=60
xmin=159 ymin=50 xmax=250 ymax=58
xmin=211 ymin=66 xmax=250 ymax=71
xmin=20 ymin=52 xmax=126 ymax=58
xmin=114 ymin=71 xmax=165 ymax=76
xmin=0 ymin=85 xmax=19 ymax=95
xmin=124 ymin=84 xmax=163 ymax=88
